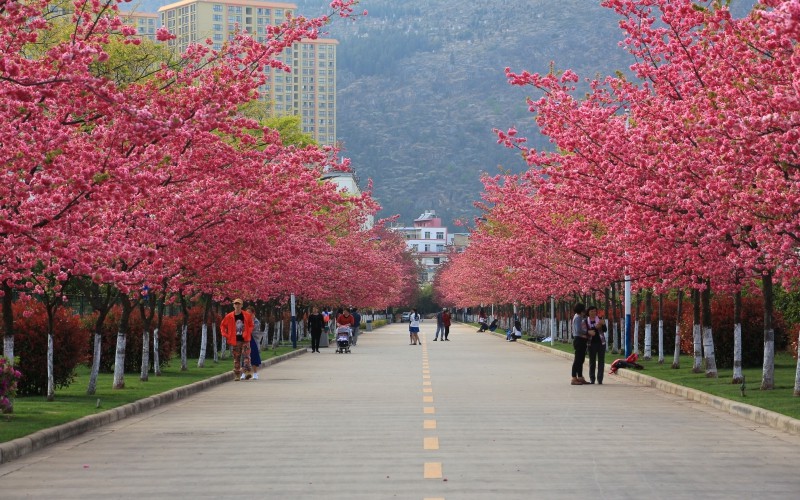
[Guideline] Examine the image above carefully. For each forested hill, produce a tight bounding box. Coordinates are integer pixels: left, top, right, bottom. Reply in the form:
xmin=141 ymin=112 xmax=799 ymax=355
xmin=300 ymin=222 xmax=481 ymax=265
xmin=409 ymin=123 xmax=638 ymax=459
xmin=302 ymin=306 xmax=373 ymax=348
xmin=136 ymin=0 xmax=757 ymax=229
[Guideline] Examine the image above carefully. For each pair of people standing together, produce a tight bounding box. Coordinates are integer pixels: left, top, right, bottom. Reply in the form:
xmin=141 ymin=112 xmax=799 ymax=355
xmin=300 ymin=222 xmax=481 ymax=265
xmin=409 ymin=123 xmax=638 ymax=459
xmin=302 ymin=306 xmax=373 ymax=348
xmin=220 ymin=299 xmax=262 ymax=381
xmin=571 ymin=303 xmax=606 ymax=385
xmin=433 ymin=308 xmax=452 ymax=341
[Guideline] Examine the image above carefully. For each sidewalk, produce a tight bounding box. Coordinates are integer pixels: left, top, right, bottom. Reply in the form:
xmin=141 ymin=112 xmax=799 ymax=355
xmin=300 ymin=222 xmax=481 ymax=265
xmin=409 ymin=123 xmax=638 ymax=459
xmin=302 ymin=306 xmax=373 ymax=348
xmin=1 ymin=322 xmax=798 ymax=499
xmin=483 ymin=328 xmax=800 ymax=436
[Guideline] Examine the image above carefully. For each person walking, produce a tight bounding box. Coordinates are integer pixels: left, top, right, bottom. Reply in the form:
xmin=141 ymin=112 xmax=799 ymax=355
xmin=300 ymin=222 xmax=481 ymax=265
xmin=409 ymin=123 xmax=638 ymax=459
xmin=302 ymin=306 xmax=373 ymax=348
xmin=336 ymin=307 xmax=354 ymax=342
xmin=433 ymin=309 xmax=444 ymax=341
xmin=220 ymin=298 xmax=254 ymax=381
xmin=307 ymin=306 xmax=324 ymax=353
xmin=350 ymin=308 xmax=361 ymax=346
xmin=585 ymin=306 xmax=606 ymax=384
xmin=246 ymin=305 xmax=263 ymax=380
xmin=442 ymin=308 xmax=452 ymax=341
xmin=408 ymin=308 xmax=421 ymax=345
xmin=571 ymin=303 xmax=588 ymax=385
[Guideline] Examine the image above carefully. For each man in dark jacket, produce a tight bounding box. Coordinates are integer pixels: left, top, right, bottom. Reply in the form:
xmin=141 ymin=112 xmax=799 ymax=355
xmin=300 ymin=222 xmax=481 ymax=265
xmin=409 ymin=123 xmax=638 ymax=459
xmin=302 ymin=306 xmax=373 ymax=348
xmin=350 ymin=308 xmax=362 ymax=346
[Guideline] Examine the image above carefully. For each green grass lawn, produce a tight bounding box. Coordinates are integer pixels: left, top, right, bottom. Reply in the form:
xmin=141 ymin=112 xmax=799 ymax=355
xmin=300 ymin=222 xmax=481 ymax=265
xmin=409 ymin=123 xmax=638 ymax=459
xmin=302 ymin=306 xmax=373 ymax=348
xmin=1 ymin=345 xmax=305 ymax=443
xmin=526 ymin=335 xmax=800 ymax=420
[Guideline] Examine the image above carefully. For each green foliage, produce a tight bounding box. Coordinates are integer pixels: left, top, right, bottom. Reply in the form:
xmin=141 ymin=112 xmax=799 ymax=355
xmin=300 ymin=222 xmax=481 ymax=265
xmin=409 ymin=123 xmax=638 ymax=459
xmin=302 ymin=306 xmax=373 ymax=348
xmin=415 ymin=283 xmax=439 ymax=315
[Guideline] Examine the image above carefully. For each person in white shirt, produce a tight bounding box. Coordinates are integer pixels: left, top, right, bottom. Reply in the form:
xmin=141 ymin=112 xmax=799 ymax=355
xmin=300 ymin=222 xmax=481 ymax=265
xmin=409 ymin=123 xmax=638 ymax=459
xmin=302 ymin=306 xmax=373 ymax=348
xmin=408 ymin=308 xmax=421 ymax=345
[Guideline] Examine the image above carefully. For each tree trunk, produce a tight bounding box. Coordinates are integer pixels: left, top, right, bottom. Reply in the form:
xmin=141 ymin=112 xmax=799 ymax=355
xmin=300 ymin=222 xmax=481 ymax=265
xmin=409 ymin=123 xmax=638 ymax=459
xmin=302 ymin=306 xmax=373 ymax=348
xmin=181 ymin=324 xmax=188 ymax=371
xmin=47 ymin=332 xmax=55 ymax=401
xmin=140 ymin=328 xmax=150 ymax=382
xmin=701 ymin=280 xmax=717 ymax=378
xmin=611 ymin=283 xmax=619 ymax=354
xmin=633 ymin=291 xmax=641 ymax=355
xmin=692 ymin=289 xmax=703 ymax=373
xmin=732 ymin=290 xmax=743 ymax=384
xmin=87 ymin=333 xmax=103 ymax=395
xmin=761 ymin=272 xmax=775 ymax=390
xmin=3 ymin=280 xmax=14 ymax=368
xmin=672 ymin=290 xmax=683 ymax=369
xmin=644 ymin=290 xmax=653 ymax=361
xmin=112 ymin=298 xmax=134 ymax=389
xmin=793 ymin=336 xmax=800 ymax=397
xmin=44 ymin=294 xmax=60 ymax=402
xmin=198 ymin=295 xmax=211 ymax=368
xmin=198 ymin=323 xmax=208 ymax=368
xmin=212 ymin=321 xmax=218 ymax=363
xmin=180 ymin=292 xmax=189 ymax=371
xmin=154 ymin=285 xmax=167 ymax=377
xmin=657 ymin=293 xmax=664 ymax=364
xmin=152 ymin=328 xmax=160 ymax=376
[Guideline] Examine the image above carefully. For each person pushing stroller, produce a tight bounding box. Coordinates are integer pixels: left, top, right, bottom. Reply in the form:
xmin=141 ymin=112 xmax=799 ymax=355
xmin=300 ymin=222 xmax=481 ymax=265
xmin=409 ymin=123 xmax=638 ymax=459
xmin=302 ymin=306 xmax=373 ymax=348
xmin=336 ymin=308 xmax=355 ymax=353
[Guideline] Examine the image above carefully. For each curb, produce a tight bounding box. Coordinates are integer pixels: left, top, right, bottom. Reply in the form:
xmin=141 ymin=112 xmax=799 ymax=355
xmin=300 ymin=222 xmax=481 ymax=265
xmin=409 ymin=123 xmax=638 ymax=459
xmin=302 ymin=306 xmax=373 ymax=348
xmin=486 ymin=330 xmax=800 ymax=436
xmin=0 ymin=348 xmax=309 ymax=465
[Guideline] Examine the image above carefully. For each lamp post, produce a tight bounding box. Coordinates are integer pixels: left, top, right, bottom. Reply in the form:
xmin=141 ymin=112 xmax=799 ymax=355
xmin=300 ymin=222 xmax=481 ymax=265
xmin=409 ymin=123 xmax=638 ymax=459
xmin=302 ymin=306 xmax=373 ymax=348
xmin=290 ymin=294 xmax=297 ymax=349
xmin=550 ymin=295 xmax=555 ymax=346
xmin=624 ymin=276 xmax=632 ymax=356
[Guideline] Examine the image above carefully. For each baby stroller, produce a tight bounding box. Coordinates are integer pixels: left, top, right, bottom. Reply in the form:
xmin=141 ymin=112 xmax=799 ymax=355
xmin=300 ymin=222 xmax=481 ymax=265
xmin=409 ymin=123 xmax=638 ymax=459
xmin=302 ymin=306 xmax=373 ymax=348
xmin=335 ymin=326 xmax=352 ymax=354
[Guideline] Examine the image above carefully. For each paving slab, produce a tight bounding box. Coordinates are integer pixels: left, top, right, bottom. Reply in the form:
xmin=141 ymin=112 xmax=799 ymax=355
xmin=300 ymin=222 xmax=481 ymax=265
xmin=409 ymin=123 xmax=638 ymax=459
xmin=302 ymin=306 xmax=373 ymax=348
xmin=1 ymin=321 xmax=798 ymax=499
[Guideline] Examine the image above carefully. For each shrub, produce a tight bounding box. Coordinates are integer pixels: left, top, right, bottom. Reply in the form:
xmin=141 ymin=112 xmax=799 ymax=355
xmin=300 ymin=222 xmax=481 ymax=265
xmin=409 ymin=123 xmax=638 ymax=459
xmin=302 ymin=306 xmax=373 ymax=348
xmin=12 ymin=301 xmax=89 ymax=396
xmin=183 ymin=305 xmax=220 ymax=358
xmin=0 ymin=357 xmax=22 ymax=413
xmin=87 ymin=306 xmax=179 ymax=373
xmin=676 ymin=296 xmax=788 ymax=369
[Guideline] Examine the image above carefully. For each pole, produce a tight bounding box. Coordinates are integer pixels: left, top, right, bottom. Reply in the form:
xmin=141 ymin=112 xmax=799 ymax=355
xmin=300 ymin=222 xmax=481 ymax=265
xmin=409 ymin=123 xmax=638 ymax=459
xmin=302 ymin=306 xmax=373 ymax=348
xmin=625 ymin=276 xmax=632 ymax=356
xmin=550 ymin=296 xmax=555 ymax=346
xmin=290 ymin=294 xmax=297 ymax=349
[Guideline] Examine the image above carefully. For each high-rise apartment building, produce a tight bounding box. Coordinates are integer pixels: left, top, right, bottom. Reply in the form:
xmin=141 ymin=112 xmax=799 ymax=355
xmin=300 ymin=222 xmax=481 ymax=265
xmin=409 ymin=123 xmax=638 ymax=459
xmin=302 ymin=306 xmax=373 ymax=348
xmin=120 ymin=11 xmax=159 ymax=40
xmin=156 ymin=0 xmax=337 ymax=146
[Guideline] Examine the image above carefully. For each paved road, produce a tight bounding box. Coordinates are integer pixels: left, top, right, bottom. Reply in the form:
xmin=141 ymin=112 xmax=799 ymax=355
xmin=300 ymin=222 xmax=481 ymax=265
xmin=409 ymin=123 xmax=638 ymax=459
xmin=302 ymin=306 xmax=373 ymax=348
xmin=2 ymin=322 xmax=799 ymax=499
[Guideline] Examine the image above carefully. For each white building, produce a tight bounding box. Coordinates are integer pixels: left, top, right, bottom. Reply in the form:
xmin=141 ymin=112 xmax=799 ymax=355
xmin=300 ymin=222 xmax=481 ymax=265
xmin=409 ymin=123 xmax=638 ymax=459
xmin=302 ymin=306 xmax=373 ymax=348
xmin=321 ymin=169 xmax=373 ymax=230
xmin=394 ymin=210 xmax=449 ymax=283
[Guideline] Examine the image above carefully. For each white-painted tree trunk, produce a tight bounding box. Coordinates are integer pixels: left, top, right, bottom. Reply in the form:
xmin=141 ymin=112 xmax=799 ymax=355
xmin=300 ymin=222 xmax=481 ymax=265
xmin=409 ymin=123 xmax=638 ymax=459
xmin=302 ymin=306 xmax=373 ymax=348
xmin=672 ymin=322 xmax=681 ymax=369
xmin=153 ymin=328 xmax=161 ymax=376
xmin=793 ymin=336 xmax=800 ymax=397
xmin=761 ymin=273 xmax=775 ymax=390
xmin=46 ymin=333 xmax=54 ymax=401
xmin=112 ymin=331 xmax=126 ymax=389
xmin=702 ymin=324 xmax=718 ymax=378
xmin=658 ymin=319 xmax=664 ymax=364
xmin=212 ymin=322 xmax=218 ymax=363
xmin=140 ymin=329 xmax=150 ymax=382
xmin=3 ymin=335 xmax=13 ymax=364
xmin=644 ymin=323 xmax=652 ymax=361
xmin=612 ymin=319 xmax=619 ymax=354
xmin=762 ymin=334 xmax=775 ymax=389
xmin=221 ymin=336 xmax=227 ymax=358
xmin=633 ymin=319 xmax=640 ymax=355
xmin=180 ymin=324 xmax=187 ymax=371
xmin=732 ymin=323 xmax=743 ymax=384
xmin=198 ymin=323 xmax=207 ymax=368
xmin=692 ymin=322 xmax=702 ymax=373
xmin=672 ymin=290 xmax=683 ymax=369
xmin=87 ymin=333 xmax=102 ymax=395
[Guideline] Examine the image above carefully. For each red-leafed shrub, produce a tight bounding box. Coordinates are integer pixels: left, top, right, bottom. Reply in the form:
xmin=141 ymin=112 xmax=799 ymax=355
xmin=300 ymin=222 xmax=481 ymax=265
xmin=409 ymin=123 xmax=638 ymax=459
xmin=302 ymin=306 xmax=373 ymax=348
xmin=87 ymin=307 xmax=179 ymax=373
xmin=675 ymin=297 xmax=788 ymax=369
xmin=12 ymin=301 xmax=90 ymax=396
xmin=183 ymin=305 xmax=221 ymax=357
